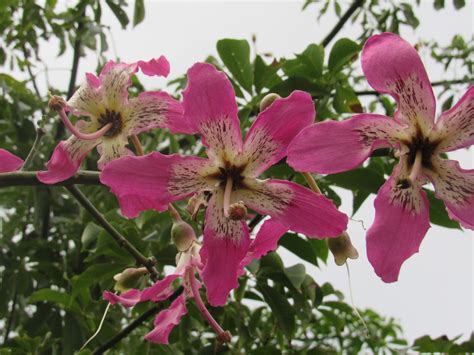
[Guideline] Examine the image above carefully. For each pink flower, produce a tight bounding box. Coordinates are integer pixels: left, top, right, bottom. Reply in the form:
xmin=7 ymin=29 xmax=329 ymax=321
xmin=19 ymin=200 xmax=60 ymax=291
xmin=37 ymin=57 xmax=192 ymax=184
xmin=101 ymin=63 xmax=348 ymax=306
xmin=288 ymin=32 xmax=474 ymax=282
xmin=0 ymin=149 xmax=23 ymax=173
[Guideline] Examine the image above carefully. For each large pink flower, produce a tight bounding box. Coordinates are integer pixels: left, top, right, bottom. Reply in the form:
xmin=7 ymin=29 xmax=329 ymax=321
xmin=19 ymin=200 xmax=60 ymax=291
xmin=288 ymin=32 xmax=474 ymax=282
xmin=101 ymin=63 xmax=348 ymax=306
xmin=38 ymin=57 xmax=192 ymax=184
xmin=0 ymin=149 xmax=23 ymax=173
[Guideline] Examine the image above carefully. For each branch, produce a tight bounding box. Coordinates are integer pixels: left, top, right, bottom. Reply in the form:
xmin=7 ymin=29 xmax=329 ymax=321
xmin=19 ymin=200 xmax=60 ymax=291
xmin=92 ymin=286 xmax=184 ymax=354
xmin=321 ymin=0 xmax=365 ymax=47
xmin=65 ymin=185 xmax=160 ymax=281
xmin=0 ymin=170 xmax=101 ymax=187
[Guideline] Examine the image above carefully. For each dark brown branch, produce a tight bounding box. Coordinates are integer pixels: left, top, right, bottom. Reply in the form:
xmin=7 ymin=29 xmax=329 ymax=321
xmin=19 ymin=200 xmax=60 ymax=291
xmin=0 ymin=170 xmax=101 ymax=187
xmin=92 ymin=287 xmax=184 ymax=354
xmin=321 ymin=0 xmax=365 ymax=47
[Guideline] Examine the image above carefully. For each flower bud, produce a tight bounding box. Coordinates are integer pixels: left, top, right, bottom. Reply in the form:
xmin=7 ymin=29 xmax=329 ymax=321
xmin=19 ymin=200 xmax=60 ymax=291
xmin=259 ymin=93 xmax=281 ymax=112
xmin=169 ymin=204 xmax=196 ymax=252
xmin=228 ymin=201 xmax=247 ymax=220
xmin=113 ymin=267 xmax=147 ymax=292
xmin=48 ymin=95 xmax=67 ymax=112
xmin=327 ymin=231 xmax=359 ymax=266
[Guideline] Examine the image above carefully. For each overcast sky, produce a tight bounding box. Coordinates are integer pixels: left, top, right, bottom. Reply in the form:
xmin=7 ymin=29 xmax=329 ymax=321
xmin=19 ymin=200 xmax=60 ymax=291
xmin=12 ymin=0 xmax=474 ymax=343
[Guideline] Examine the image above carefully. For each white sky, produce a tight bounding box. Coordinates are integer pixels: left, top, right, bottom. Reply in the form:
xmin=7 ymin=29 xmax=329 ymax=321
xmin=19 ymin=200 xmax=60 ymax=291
xmin=10 ymin=0 xmax=474 ymax=344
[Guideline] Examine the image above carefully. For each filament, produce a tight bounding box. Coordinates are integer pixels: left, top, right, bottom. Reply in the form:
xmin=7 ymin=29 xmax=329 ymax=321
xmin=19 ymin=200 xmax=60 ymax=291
xmin=58 ymin=107 xmax=112 ymax=140
xmin=408 ymin=151 xmax=422 ymax=184
xmin=130 ymin=134 xmax=144 ymax=156
xmin=301 ymin=172 xmax=322 ymax=194
xmin=223 ymin=176 xmax=233 ymax=218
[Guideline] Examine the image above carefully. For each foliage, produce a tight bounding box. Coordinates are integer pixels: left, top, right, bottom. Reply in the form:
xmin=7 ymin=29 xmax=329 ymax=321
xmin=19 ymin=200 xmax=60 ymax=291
xmin=0 ymin=1 xmax=472 ymax=354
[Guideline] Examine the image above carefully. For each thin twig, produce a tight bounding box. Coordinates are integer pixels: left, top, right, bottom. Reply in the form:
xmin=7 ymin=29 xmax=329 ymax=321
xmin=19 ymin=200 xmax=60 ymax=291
xmin=2 ymin=283 xmax=18 ymax=345
xmin=65 ymin=185 xmax=160 ymax=281
xmin=21 ymin=127 xmax=46 ymax=171
xmin=92 ymin=286 xmax=184 ymax=354
xmin=0 ymin=170 xmax=101 ymax=187
xmin=321 ymin=0 xmax=365 ymax=47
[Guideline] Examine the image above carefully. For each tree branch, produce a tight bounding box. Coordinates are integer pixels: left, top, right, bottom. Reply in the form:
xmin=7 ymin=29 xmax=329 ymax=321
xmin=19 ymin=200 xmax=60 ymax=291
xmin=92 ymin=286 xmax=184 ymax=354
xmin=321 ymin=0 xmax=365 ymax=47
xmin=65 ymin=185 xmax=160 ymax=281
xmin=0 ymin=170 xmax=101 ymax=187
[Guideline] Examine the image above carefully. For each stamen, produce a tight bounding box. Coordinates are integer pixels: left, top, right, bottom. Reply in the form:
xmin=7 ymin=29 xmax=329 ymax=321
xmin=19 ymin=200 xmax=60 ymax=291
xmin=408 ymin=150 xmax=423 ymax=184
xmin=58 ymin=107 xmax=113 ymax=140
xmin=187 ymin=268 xmax=231 ymax=343
xmin=223 ymin=175 xmax=233 ymax=218
xmin=130 ymin=134 xmax=144 ymax=156
xmin=301 ymin=172 xmax=321 ymax=194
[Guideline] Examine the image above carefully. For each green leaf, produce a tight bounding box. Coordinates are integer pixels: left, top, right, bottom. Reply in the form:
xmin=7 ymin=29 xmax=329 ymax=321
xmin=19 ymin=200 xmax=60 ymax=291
xmin=453 ymin=0 xmax=465 ymax=9
xmin=325 ymin=166 xmax=385 ymax=194
xmin=133 ymin=0 xmax=145 ymax=26
xmin=257 ymin=283 xmax=296 ymax=337
xmin=284 ymin=264 xmax=306 ymax=290
xmin=401 ymin=4 xmax=420 ymax=28
xmin=254 ymin=55 xmax=280 ymax=93
xmin=279 ymin=233 xmax=319 ymax=266
xmin=72 ymin=263 xmax=125 ymax=297
xmin=81 ymin=222 xmax=101 ymax=251
xmin=106 ymin=0 xmax=129 ymax=29
xmin=29 ymin=289 xmax=79 ymax=313
xmin=328 ymin=38 xmax=361 ymax=73
xmin=433 ymin=0 xmax=445 ymax=9
xmin=216 ymin=39 xmax=253 ymax=93
xmin=284 ymin=43 xmax=324 ymax=79
xmin=425 ymin=189 xmax=460 ymax=229
xmin=333 ymin=85 xmax=362 ymax=113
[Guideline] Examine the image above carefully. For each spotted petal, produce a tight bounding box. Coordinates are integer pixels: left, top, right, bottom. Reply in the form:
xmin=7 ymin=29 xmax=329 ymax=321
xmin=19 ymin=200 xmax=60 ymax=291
xmin=236 ymin=179 xmax=348 ymax=237
xmin=362 ymin=33 xmax=436 ymax=132
xmin=200 ymin=189 xmax=250 ymax=307
xmin=99 ymin=61 xmax=137 ymax=111
xmin=67 ymin=77 xmax=104 ymax=117
xmin=97 ymin=135 xmax=133 ymax=170
xmin=434 ymin=87 xmax=474 ymax=153
xmin=288 ymin=114 xmax=405 ymax=174
xmin=424 ymin=158 xmax=474 ymax=229
xmin=243 ymin=90 xmax=315 ymax=177
xmin=366 ymin=159 xmax=430 ymax=282
xmin=100 ymin=152 xmax=213 ymax=218
xmin=103 ymin=289 xmax=142 ymax=308
xmin=0 ymin=149 xmax=23 ymax=173
xmin=183 ymin=63 xmax=243 ymax=163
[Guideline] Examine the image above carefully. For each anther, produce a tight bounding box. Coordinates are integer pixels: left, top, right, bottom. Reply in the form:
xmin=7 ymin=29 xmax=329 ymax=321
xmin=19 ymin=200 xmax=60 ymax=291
xmin=227 ymin=201 xmax=247 ymax=220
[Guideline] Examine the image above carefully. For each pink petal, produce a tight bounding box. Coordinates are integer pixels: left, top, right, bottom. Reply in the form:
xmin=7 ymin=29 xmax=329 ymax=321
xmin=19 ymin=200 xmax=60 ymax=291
xmin=144 ymin=294 xmax=188 ymax=344
xmin=85 ymin=72 xmax=101 ymax=88
xmin=288 ymin=114 xmax=404 ymax=174
xmin=182 ymin=63 xmax=243 ymax=162
xmin=243 ymin=90 xmax=315 ymax=176
xmin=200 ymin=190 xmax=250 ymax=306
xmin=236 ymin=179 xmax=348 ymax=238
xmin=100 ymin=152 xmax=212 ymax=218
xmin=435 ymin=86 xmax=474 ymax=152
xmin=0 ymin=149 xmax=23 ymax=173
xmin=362 ymin=33 xmax=436 ymax=130
xmin=125 ymin=91 xmax=193 ymax=135
xmin=239 ymin=219 xmax=288 ymax=271
xmin=67 ymin=79 xmax=104 ymax=117
xmin=137 ymin=56 xmax=170 ymax=77
xmin=99 ymin=61 xmax=138 ymax=109
xmin=140 ymin=274 xmax=181 ymax=302
xmin=37 ymin=135 xmax=99 ymax=184
xmin=424 ymin=158 xmax=474 ymax=229
xmin=367 ymin=162 xmax=430 ymax=283
xmin=103 ymin=289 xmax=142 ymax=308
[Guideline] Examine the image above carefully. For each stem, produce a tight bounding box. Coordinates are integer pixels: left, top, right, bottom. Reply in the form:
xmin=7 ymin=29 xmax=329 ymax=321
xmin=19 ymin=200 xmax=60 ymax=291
xmin=187 ymin=269 xmax=230 ymax=342
xmin=345 ymin=262 xmax=369 ymax=336
xmin=2 ymin=283 xmax=18 ymax=345
xmin=65 ymin=185 xmax=160 ymax=281
xmin=21 ymin=127 xmax=46 ymax=171
xmin=0 ymin=170 xmax=101 ymax=187
xmin=92 ymin=286 xmax=184 ymax=354
xmin=223 ymin=176 xmax=233 ymax=218
xmin=408 ymin=151 xmax=422 ymax=183
xmin=321 ymin=0 xmax=365 ymax=47
xmin=130 ymin=135 xmax=144 ymax=156
xmin=57 ymin=107 xmax=111 ymax=140
xmin=301 ymin=172 xmax=322 ymax=194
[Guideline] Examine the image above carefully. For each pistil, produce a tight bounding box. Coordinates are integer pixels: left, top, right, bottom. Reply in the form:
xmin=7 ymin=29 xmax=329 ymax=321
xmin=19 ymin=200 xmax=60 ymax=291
xmin=187 ymin=268 xmax=231 ymax=343
xmin=130 ymin=134 xmax=144 ymax=156
xmin=223 ymin=175 xmax=233 ymax=218
xmin=408 ymin=150 xmax=423 ymax=184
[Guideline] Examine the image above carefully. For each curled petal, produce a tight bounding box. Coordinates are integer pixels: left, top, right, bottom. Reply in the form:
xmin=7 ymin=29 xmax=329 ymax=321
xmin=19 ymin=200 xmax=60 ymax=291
xmin=288 ymin=114 xmax=405 ymax=174
xmin=140 ymin=274 xmax=181 ymax=302
xmin=424 ymin=158 xmax=474 ymax=229
xmin=0 ymin=149 xmax=23 ymax=173
xmin=144 ymin=294 xmax=188 ymax=344
xmin=367 ymin=160 xmax=430 ymax=282
xmin=67 ymin=78 xmax=104 ymax=117
xmin=103 ymin=289 xmax=141 ymax=308
xmin=137 ymin=56 xmax=170 ymax=77
xmin=362 ymin=33 xmax=436 ymax=131
xmin=434 ymin=86 xmax=474 ymax=152
xmin=200 ymin=190 xmax=250 ymax=306
xmin=236 ymin=179 xmax=348 ymax=237
xmin=183 ymin=63 xmax=243 ymax=162
xmin=100 ymin=152 xmax=213 ymax=218
xmin=37 ymin=126 xmax=99 ymax=184
xmin=243 ymin=90 xmax=315 ymax=177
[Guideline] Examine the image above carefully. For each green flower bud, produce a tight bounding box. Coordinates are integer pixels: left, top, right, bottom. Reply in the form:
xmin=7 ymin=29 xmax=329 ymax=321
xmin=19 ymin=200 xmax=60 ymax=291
xmin=113 ymin=267 xmax=147 ymax=292
xmin=259 ymin=93 xmax=281 ymax=112
xmin=169 ymin=204 xmax=196 ymax=252
xmin=327 ymin=231 xmax=359 ymax=266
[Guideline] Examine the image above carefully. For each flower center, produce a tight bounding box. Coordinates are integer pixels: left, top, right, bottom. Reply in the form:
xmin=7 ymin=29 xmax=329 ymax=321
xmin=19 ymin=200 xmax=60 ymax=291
xmin=98 ymin=109 xmax=123 ymax=137
xmin=214 ymin=163 xmax=247 ymax=219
